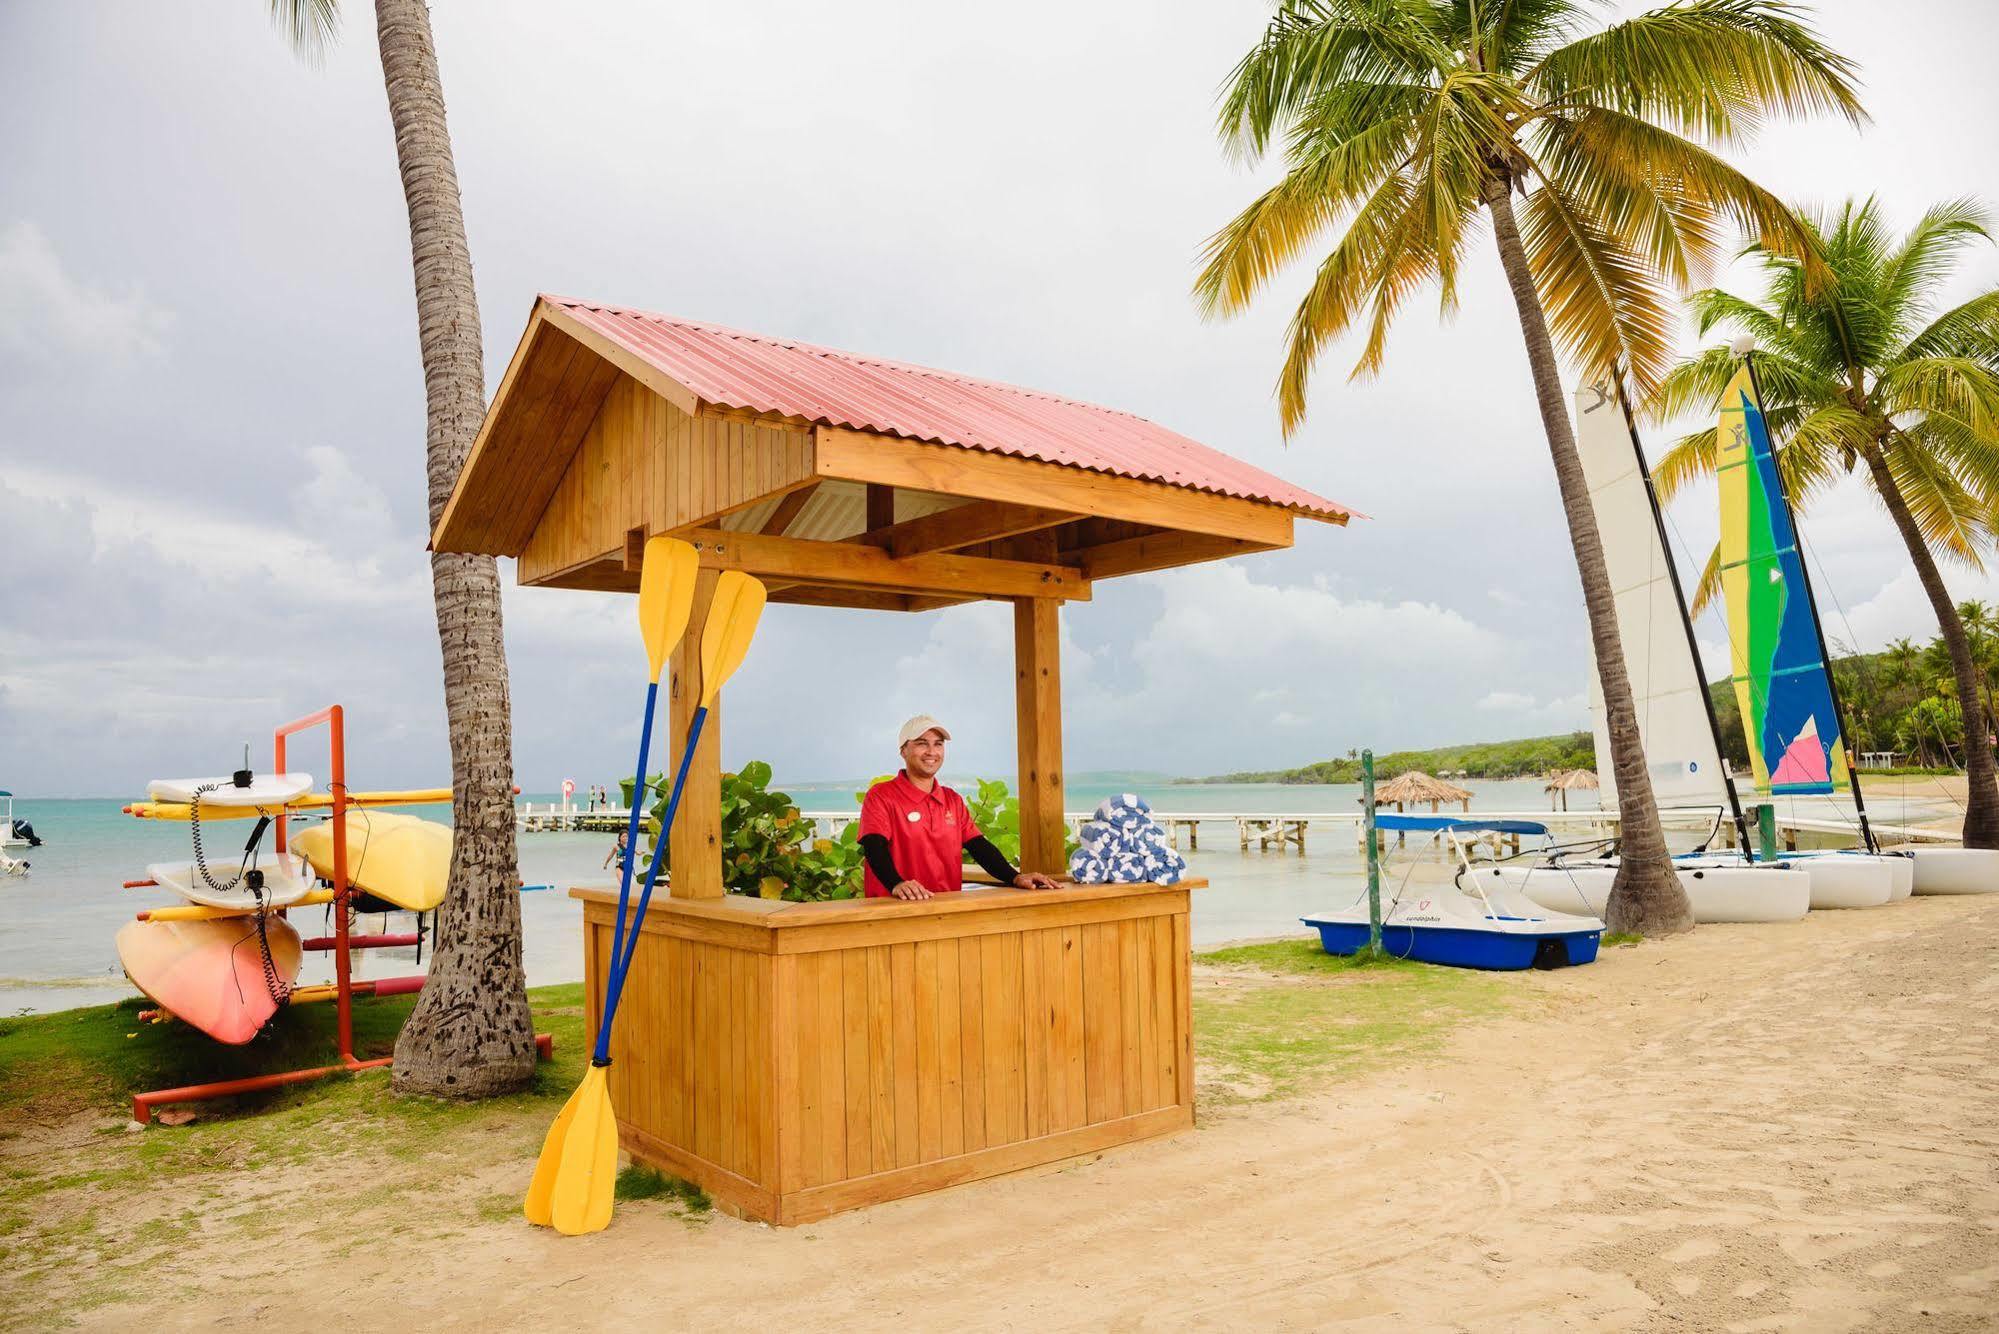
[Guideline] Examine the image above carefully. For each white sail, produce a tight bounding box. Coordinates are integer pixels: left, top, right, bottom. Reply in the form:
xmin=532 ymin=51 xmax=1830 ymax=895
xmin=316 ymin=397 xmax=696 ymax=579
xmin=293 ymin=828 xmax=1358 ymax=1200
xmin=1574 ymin=381 xmax=1731 ymax=809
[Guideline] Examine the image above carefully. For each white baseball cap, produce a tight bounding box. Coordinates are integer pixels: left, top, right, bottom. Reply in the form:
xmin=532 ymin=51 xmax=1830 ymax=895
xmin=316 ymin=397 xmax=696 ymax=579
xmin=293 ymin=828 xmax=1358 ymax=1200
xmin=897 ymin=715 xmax=952 ymax=747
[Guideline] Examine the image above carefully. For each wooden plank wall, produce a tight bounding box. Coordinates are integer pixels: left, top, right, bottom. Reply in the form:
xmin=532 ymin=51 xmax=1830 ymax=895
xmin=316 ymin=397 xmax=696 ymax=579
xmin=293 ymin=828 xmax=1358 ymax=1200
xmin=586 ymin=914 xmax=776 ymax=1206
xmin=778 ymin=916 xmax=1184 ymax=1202
xmin=519 ymin=375 xmax=814 ymax=584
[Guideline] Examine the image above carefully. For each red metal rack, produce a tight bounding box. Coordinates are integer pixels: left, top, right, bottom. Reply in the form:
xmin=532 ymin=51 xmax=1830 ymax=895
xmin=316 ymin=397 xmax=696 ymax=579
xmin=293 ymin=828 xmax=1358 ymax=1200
xmin=129 ymin=704 xmax=551 ymax=1123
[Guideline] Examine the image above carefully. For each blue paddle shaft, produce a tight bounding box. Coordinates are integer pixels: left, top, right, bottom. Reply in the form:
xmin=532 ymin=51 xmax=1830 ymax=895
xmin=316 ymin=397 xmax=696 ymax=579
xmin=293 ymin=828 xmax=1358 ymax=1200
xmin=605 ymin=681 xmax=661 ymax=997
xmin=596 ymin=706 xmax=708 ymax=1062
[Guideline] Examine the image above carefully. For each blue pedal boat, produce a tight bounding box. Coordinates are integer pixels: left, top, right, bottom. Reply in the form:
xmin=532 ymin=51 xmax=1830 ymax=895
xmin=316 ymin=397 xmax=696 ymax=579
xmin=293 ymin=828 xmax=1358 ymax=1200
xmin=1303 ymin=817 xmax=1603 ymax=971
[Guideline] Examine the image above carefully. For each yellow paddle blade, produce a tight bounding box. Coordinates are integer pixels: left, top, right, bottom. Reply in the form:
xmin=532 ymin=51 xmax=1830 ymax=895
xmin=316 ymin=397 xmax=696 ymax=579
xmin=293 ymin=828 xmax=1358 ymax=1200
xmin=638 ymin=537 xmax=699 ymax=683
xmin=698 ymin=571 xmax=768 ymax=707
xmin=549 ymin=1064 xmax=619 ymax=1236
xmin=524 ymin=1078 xmax=590 ymax=1227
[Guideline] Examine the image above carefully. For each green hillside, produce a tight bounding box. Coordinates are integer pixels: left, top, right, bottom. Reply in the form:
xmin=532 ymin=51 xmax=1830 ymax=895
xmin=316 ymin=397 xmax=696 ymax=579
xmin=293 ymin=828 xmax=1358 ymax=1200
xmin=1183 ymin=732 xmax=1594 ymax=785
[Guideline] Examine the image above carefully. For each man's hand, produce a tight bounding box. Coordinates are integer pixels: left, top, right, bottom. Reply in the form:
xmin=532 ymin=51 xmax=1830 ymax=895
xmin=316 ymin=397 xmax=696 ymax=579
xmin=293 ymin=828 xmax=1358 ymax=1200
xmin=891 ymin=880 xmax=932 ymax=901
xmin=1013 ymin=871 xmax=1060 ymax=891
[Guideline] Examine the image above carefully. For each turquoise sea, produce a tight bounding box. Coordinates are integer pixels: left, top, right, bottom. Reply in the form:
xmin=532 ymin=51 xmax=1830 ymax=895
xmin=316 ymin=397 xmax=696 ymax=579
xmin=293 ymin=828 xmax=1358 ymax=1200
xmin=0 ymin=777 xmax=1586 ymax=1015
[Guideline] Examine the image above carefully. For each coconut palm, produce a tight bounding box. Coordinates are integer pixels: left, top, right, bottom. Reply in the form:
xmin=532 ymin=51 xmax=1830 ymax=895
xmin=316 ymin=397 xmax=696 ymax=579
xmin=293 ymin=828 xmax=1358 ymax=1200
xmin=1652 ymin=198 xmax=1999 ymax=848
xmin=271 ymin=0 xmax=536 ymax=1094
xmin=1199 ymin=0 xmax=1862 ymax=934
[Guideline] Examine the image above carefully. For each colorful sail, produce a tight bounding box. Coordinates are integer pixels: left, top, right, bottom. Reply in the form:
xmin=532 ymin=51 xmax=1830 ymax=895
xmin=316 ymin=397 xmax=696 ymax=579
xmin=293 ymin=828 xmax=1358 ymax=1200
xmin=1716 ymin=363 xmax=1849 ymax=794
xmin=1574 ymin=381 xmax=1731 ymax=809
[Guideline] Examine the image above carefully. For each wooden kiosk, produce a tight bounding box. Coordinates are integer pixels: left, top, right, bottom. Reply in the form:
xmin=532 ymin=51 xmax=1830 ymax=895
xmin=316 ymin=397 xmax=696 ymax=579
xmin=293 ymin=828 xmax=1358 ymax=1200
xmin=433 ymin=297 xmax=1351 ymax=1223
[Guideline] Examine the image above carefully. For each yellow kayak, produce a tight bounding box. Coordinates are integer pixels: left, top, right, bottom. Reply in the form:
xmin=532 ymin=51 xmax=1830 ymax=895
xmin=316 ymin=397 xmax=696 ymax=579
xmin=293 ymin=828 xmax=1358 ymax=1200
xmin=124 ymin=788 xmax=453 ymax=821
xmin=291 ymin=811 xmax=450 ymax=912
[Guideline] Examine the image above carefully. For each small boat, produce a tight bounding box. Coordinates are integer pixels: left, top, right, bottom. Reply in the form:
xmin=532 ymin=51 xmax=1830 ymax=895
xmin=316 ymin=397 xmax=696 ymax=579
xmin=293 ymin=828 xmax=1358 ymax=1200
xmin=1488 ymin=855 xmax=1812 ymax=924
xmin=1908 ymin=847 xmax=1999 ymax=895
xmin=1667 ymin=848 xmax=1895 ymax=909
xmin=116 ymin=915 xmax=303 ymax=1044
xmin=1305 ymin=818 xmax=1603 ymax=970
xmin=291 ymin=811 xmax=450 ymax=912
xmin=1 ymin=791 xmax=38 ymax=849
xmin=0 ymin=850 xmax=28 ymax=877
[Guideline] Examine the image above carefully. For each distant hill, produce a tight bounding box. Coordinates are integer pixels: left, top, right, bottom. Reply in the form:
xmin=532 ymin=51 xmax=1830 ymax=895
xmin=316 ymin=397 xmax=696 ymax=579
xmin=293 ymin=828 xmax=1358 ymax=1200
xmin=1182 ymin=732 xmax=1595 ymax=785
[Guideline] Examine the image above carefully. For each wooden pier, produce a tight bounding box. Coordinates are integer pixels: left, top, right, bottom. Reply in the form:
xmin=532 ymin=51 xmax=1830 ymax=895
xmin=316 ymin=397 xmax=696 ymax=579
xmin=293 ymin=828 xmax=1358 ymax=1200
xmin=517 ymin=802 xmax=638 ymax=834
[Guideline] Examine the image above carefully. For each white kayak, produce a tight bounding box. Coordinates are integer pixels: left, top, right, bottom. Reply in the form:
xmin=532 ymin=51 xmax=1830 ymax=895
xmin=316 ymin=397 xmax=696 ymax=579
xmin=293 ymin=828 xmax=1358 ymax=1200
xmin=1908 ymin=847 xmax=1999 ymax=895
xmin=147 ymin=773 xmax=314 ymax=808
xmin=1485 ymin=859 xmax=1812 ymax=924
xmin=147 ymin=857 xmax=316 ymax=911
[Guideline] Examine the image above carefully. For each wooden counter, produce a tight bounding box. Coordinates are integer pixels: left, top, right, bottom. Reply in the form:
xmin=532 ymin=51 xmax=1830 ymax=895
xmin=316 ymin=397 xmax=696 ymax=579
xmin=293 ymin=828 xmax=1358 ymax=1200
xmin=572 ymin=879 xmax=1201 ymax=1224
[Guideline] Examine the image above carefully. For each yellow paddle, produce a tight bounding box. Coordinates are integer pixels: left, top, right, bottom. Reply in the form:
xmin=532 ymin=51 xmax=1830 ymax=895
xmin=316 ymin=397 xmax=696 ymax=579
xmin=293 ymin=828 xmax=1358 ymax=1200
xmin=524 ymin=536 xmax=698 ymax=1231
xmin=543 ymin=569 xmax=768 ymax=1236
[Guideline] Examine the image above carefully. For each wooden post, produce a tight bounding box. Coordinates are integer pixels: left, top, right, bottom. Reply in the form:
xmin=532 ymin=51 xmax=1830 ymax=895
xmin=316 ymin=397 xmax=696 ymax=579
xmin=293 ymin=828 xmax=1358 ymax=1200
xmin=669 ymin=569 xmax=724 ymax=898
xmin=1013 ymin=597 xmax=1064 ymax=874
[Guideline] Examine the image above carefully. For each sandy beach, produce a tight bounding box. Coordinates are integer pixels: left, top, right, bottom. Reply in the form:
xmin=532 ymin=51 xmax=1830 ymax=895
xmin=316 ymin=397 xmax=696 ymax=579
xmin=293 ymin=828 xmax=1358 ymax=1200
xmin=8 ymin=891 xmax=1983 ymax=1332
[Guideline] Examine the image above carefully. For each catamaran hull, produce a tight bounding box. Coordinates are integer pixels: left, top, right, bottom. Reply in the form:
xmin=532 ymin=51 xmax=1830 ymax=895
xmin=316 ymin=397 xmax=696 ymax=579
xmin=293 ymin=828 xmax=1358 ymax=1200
xmin=1305 ymin=918 xmax=1601 ymax=970
xmin=1700 ymin=852 xmax=1895 ymax=909
xmin=1908 ymin=847 xmax=1999 ymax=894
xmin=1485 ymin=863 xmax=1811 ymax=924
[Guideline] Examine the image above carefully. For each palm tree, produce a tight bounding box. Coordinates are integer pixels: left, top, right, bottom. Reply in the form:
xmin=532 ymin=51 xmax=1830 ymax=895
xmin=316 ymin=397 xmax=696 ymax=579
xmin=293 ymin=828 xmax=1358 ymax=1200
xmin=1652 ymin=199 xmax=1999 ymax=848
xmin=272 ymin=0 xmax=536 ymax=1094
xmin=1198 ymin=0 xmax=1862 ymax=935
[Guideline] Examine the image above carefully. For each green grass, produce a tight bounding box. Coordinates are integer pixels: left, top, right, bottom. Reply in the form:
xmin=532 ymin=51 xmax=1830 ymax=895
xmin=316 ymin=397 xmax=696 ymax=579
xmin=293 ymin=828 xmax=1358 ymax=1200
xmin=616 ymin=1164 xmax=712 ymax=1216
xmin=0 ymin=984 xmax=592 ymax=1329
xmin=1190 ymin=939 xmax=1520 ymax=1108
xmin=1600 ymin=931 xmax=1643 ymax=948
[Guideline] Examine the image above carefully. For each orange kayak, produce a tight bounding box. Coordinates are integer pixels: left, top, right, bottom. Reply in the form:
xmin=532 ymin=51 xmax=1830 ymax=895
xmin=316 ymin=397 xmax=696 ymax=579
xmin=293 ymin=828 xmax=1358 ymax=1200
xmin=115 ymin=915 xmax=303 ymax=1044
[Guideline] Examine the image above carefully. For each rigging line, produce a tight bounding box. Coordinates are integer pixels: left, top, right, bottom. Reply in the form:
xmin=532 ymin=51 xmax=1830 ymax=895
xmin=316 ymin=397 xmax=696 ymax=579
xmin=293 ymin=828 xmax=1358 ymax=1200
xmin=1798 ymin=528 xmax=1965 ymax=820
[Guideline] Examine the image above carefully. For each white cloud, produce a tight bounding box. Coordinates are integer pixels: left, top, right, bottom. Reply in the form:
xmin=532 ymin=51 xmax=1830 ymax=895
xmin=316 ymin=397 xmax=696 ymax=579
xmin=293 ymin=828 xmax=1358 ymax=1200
xmin=1478 ymin=690 xmax=1536 ymax=711
xmin=0 ymin=221 xmax=172 ymax=363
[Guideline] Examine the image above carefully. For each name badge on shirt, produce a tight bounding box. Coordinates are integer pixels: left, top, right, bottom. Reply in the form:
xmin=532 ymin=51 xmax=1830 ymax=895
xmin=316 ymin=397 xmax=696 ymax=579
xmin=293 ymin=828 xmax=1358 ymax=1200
xmin=907 ymin=810 xmax=921 ymax=822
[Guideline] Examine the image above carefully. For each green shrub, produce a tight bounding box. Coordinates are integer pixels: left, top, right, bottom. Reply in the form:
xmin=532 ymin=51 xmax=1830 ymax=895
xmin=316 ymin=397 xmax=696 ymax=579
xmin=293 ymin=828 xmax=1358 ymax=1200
xmin=639 ymin=760 xmax=861 ymax=902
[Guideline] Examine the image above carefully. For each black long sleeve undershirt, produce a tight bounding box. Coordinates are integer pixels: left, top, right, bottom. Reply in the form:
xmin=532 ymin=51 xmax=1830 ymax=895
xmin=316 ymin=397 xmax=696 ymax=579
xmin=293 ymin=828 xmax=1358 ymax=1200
xmin=859 ymin=833 xmax=1019 ymax=890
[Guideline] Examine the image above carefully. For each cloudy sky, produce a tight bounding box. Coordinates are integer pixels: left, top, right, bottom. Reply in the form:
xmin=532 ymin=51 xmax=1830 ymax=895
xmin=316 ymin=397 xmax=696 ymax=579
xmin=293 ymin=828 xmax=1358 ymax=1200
xmin=4 ymin=1 xmax=1997 ymax=797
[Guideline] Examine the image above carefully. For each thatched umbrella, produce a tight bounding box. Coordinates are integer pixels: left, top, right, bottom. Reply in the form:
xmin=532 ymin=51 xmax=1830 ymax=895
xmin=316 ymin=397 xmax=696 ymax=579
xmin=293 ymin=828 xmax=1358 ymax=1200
xmin=1370 ymin=770 xmax=1473 ymax=849
xmin=1373 ymin=770 xmax=1474 ymax=814
xmin=1544 ymin=768 xmax=1600 ymax=812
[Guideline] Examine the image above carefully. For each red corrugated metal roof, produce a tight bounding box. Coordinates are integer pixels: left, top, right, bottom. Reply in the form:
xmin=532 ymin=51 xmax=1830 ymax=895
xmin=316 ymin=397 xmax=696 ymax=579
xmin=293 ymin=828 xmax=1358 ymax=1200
xmin=546 ymin=295 xmax=1355 ymax=522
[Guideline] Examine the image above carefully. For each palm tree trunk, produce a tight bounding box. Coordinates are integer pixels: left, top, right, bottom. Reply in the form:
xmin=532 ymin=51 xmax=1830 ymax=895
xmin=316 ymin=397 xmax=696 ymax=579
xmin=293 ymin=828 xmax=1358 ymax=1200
xmin=375 ymin=0 xmax=537 ymax=1095
xmin=1480 ymin=177 xmax=1692 ymax=935
xmin=1863 ymin=447 xmax=1999 ymax=847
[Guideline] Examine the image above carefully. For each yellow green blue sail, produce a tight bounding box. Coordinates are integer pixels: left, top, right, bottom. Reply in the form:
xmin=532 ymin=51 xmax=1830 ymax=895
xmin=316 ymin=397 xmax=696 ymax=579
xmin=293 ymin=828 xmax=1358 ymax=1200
xmin=1717 ymin=363 xmax=1849 ymax=795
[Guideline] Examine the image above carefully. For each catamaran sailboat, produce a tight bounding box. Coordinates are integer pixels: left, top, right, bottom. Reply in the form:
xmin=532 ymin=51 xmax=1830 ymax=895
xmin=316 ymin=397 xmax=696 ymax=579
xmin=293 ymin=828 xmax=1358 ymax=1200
xmin=1503 ymin=371 xmax=1891 ymax=916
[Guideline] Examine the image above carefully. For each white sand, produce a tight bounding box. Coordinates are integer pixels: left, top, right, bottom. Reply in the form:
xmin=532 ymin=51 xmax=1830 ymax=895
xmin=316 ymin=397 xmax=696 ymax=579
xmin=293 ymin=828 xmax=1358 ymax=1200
xmin=84 ymin=893 xmax=1999 ymax=1331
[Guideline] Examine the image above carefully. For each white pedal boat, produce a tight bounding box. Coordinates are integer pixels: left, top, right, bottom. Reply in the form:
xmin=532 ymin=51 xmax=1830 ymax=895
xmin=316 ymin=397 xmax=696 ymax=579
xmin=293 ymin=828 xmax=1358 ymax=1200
xmin=147 ymin=772 xmax=314 ymax=808
xmin=1907 ymin=847 xmax=1999 ymax=895
xmin=1485 ymin=857 xmax=1812 ymax=924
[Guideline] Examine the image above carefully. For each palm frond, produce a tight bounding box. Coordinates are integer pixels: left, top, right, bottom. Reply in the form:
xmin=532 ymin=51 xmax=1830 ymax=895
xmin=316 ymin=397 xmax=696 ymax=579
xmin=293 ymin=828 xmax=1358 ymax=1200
xmin=1902 ymin=291 xmax=1999 ymax=367
xmin=1778 ymin=403 xmax=1874 ymax=504
xmin=1881 ymin=432 xmax=1988 ymax=566
xmin=1879 ymin=197 xmax=1994 ymax=339
xmin=1517 ymin=176 xmax=1676 ymax=386
xmin=1194 ymin=110 xmax=1419 ymax=318
xmin=1687 ymin=539 xmax=1722 ymax=617
xmin=1879 ymin=356 xmax=1999 ymax=444
xmin=269 ymin=0 xmax=341 ymax=64
xmin=1652 ymin=424 xmax=1719 ymax=503
xmin=1269 ymin=170 xmax=1425 ymax=432
xmin=1527 ymin=0 xmax=1865 ymax=142
xmin=1217 ymin=0 xmax=1451 ymax=159
xmin=1548 ymin=106 xmax=1812 ymax=285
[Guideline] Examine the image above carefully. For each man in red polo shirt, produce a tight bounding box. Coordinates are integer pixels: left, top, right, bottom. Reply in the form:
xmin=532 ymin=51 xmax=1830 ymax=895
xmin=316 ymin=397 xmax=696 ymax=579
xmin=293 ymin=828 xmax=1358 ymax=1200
xmin=858 ymin=715 xmax=1061 ymax=901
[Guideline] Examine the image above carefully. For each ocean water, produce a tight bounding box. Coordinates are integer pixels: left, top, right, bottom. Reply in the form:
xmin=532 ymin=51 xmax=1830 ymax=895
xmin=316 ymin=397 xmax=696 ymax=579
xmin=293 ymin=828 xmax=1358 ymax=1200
xmin=6 ymin=774 xmax=1914 ymax=1017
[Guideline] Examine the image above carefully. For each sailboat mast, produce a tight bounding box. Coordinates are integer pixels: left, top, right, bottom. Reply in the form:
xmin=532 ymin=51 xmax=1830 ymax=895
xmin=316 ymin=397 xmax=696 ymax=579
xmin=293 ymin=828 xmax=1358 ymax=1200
xmin=1611 ymin=372 xmax=1757 ymax=860
xmin=1740 ymin=349 xmax=1879 ymax=853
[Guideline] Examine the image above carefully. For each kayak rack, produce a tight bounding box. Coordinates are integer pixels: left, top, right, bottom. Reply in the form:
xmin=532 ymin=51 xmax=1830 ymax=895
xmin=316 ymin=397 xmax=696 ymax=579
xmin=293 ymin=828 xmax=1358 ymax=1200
xmin=128 ymin=703 xmax=553 ymax=1123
